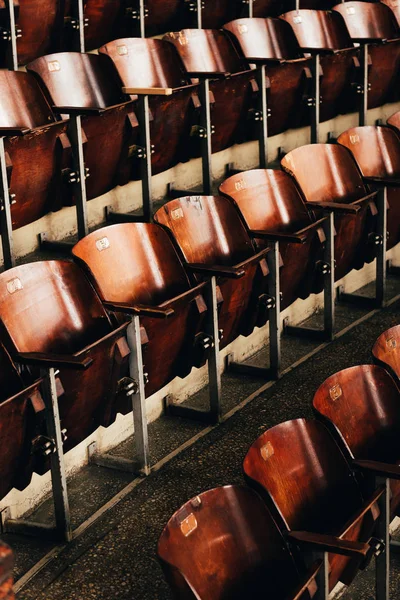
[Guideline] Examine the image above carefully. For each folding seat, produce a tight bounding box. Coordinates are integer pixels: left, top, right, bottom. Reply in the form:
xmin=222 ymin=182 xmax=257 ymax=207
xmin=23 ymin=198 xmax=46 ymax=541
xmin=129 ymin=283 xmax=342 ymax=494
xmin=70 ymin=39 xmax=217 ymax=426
xmin=280 ymin=9 xmax=359 ymax=140
xmin=337 ymin=125 xmax=400 ymax=251
xmin=64 ymin=0 xmax=124 ymax=51
xmin=383 ymin=0 xmax=400 ymax=28
xmin=0 ymin=541 xmax=14 ymax=600
xmin=281 ymin=144 xmax=381 ymax=304
xmin=222 ymin=18 xmax=312 ymax=143
xmin=0 ymin=70 xmax=70 ymax=269
xmin=164 ymin=29 xmax=259 ymax=187
xmin=158 ymin=485 xmax=323 ymax=600
xmin=313 ymin=365 xmax=400 ymax=520
xmin=334 ymin=1 xmax=400 ymax=109
xmin=154 ymin=195 xmax=273 ymax=349
xmin=243 ymin=418 xmax=387 ymax=597
xmin=219 ymin=169 xmax=328 ymax=311
xmin=98 ymin=38 xmax=200 ymax=214
xmin=26 ymin=51 xmax=139 ymax=239
xmin=119 ymin=0 xmax=183 ymax=37
xmin=372 ymin=325 xmax=400 ymax=380
xmin=0 ymin=344 xmax=46 ymax=501
xmin=72 ymin=222 xmax=209 ymax=403
xmin=201 ymin=0 xmax=240 ymax=28
xmin=0 ymin=0 xmax=64 ymax=67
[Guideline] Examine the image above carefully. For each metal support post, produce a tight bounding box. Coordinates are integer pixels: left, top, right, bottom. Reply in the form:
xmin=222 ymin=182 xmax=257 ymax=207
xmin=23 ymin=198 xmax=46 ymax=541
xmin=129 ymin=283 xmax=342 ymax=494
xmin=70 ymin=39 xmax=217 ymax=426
xmin=0 ymin=137 xmax=14 ymax=269
xmin=5 ymin=0 xmax=18 ymax=71
xmin=314 ymin=553 xmax=329 ymax=600
xmin=199 ymin=78 xmax=213 ymax=195
xmin=4 ymin=369 xmax=72 ymax=541
xmin=375 ymin=477 xmax=390 ymax=600
xmin=195 ymin=0 xmax=202 ymax=28
xmin=359 ymin=44 xmax=369 ymax=127
xmin=165 ymin=276 xmax=221 ymax=423
xmin=256 ymin=64 xmax=269 ymax=169
xmin=310 ymin=53 xmax=320 ymax=144
xmin=69 ymin=114 xmax=89 ymax=239
xmin=227 ymin=242 xmax=281 ymax=379
xmin=69 ymin=0 xmax=86 ymax=53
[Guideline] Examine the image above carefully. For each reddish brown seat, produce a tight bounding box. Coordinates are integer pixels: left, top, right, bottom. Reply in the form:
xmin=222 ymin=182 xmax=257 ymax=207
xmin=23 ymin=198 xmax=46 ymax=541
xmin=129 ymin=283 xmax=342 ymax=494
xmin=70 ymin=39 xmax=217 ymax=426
xmin=72 ymin=223 xmax=208 ymax=400
xmin=27 ymin=52 xmax=138 ymax=201
xmin=0 ymin=261 xmax=130 ymax=452
xmin=281 ymin=9 xmax=358 ymax=122
xmin=120 ymin=0 xmax=183 ymax=37
xmin=0 ymin=541 xmax=14 ymax=600
xmin=154 ymin=195 xmax=271 ymax=347
xmin=201 ymin=0 xmax=239 ymax=28
xmin=313 ymin=364 xmax=400 ymax=518
xmin=99 ymin=38 xmax=198 ymax=176
xmin=372 ymin=325 xmax=400 ymax=380
xmin=337 ymin=125 xmax=400 ymax=250
xmin=64 ymin=0 xmax=123 ymax=51
xmin=219 ymin=169 xmax=326 ymax=308
xmin=383 ymin=0 xmax=400 ymax=28
xmin=0 ymin=70 xmax=70 ymax=231
xmin=223 ymin=18 xmax=312 ymax=137
xmin=243 ymin=418 xmax=381 ymax=591
xmin=158 ymin=485 xmax=322 ymax=600
xmin=252 ymin=0 xmax=336 ymax=17
xmin=164 ymin=29 xmax=258 ymax=153
xmin=334 ymin=1 xmax=400 ymax=107
xmin=0 ymin=0 xmax=63 ymax=66
xmin=0 ymin=344 xmax=47 ymax=500
xmin=281 ymin=144 xmax=377 ymax=281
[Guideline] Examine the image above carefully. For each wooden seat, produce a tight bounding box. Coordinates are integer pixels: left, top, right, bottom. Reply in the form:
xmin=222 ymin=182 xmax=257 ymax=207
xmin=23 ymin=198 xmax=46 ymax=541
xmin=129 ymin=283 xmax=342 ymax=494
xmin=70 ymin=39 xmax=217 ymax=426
xmin=0 ymin=0 xmax=63 ymax=66
xmin=0 ymin=70 xmax=70 ymax=231
xmin=27 ymin=52 xmax=138 ymax=201
xmin=281 ymin=9 xmax=358 ymax=122
xmin=222 ymin=18 xmax=311 ymax=137
xmin=154 ymin=195 xmax=271 ymax=347
xmin=99 ymin=38 xmax=198 ymax=176
xmin=0 ymin=261 xmax=130 ymax=451
xmin=383 ymin=0 xmax=400 ymax=28
xmin=337 ymin=125 xmax=400 ymax=250
xmin=62 ymin=0 xmax=124 ymax=51
xmin=334 ymin=1 xmax=400 ymax=108
xmin=164 ymin=29 xmax=258 ymax=153
xmin=313 ymin=364 xmax=400 ymax=518
xmin=72 ymin=223 xmax=208 ymax=401
xmin=0 ymin=344 xmax=47 ymax=500
xmin=219 ymin=169 xmax=326 ymax=308
xmin=243 ymin=418 xmax=382 ymax=591
xmin=201 ymin=0 xmax=239 ymax=29
xmin=120 ymin=0 xmax=183 ymax=37
xmin=281 ymin=144 xmax=377 ymax=281
xmin=158 ymin=485 xmax=322 ymax=600
xmin=0 ymin=541 xmax=14 ymax=600
xmin=372 ymin=325 xmax=400 ymax=380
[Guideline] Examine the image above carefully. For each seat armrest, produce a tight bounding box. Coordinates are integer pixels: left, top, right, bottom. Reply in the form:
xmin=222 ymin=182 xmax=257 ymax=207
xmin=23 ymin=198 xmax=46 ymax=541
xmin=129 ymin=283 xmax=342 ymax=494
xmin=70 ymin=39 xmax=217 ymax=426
xmin=353 ymin=191 xmax=378 ymax=209
xmin=121 ymin=86 xmax=174 ymax=96
xmin=16 ymin=352 xmax=93 ymax=370
xmin=285 ymin=561 xmax=322 ymax=600
xmin=353 ymin=459 xmax=400 ymax=480
xmin=364 ymin=176 xmax=400 ymax=188
xmin=103 ymin=302 xmax=175 ymax=319
xmin=187 ymin=263 xmax=245 ymax=279
xmin=306 ymin=201 xmax=361 ymax=214
xmin=296 ymin=216 xmax=329 ymax=236
xmin=286 ymin=531 xmax=370 ymax=558
xmin=52 ymin=106 xmax=105 ymax=116
xmin=234 ymin=247 xmax=271 ymax=269
xmin=163 ymin=282 xmax=208 ymax=306
xmin=0 ymin=126 xmax=31 ymax=136
xmin=187 ymin=71 xmax=229 ymax=80
xmin=341 ymin=485 xmax=386 ymax=537
xmin=250 ymin=230 xmax=307 ymax=244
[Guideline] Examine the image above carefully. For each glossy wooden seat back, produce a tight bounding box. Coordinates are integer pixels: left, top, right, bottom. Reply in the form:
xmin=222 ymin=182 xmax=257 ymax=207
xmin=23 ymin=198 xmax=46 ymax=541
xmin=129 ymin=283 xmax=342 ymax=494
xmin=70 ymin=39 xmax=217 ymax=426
xmin=0 ymin=261 xmax=109 ymax=355
xmin=338 ymin=125 xmax=400 ymax=179
xmin=14 ymin=0 xmax=64 ymax=65
xmin=0 ymin=541 xmax=14 ymax=600
xmin=313 ymin=365 xmax=400 ymax=460
xmin=333 ymin=1 xmax=400 ymax=41
xmin=220 ymin=169 xmax=312 ymax=233
xmin=158 ymin=485 xmax=314 ymax=600
xmin=0 ymin=70 xmax=55 ymax=129
xmin=80 ymin=0 xmax=123 ymax=50
xmin=27 ymin=52 xmax=124 ymax=109
xmin=72 ymin=223 xmax=191 ymax=307
xmin=99 ymin=38 xmax=188 ymax=89
xmin=223 ymin=17 xmax=302 ymax=61
xmin=373 ymin=325 xmax=400 ymax=380
xmin=154 ymin=196 xmax=254 ymax=266
xmin=281 ymin=9 xmax=354 ymax=50
xmin=201 ymin=0 xmax=240 ymax=29
xmin=383 ymin=0 xmax=400 ymax=28
xmin=281 ymin=143 xmax=367 ymax=204
xmin=164 ymin=29 xmax=245 ymax=75
xmin=244 ymin=418 xmax=371 ymax=589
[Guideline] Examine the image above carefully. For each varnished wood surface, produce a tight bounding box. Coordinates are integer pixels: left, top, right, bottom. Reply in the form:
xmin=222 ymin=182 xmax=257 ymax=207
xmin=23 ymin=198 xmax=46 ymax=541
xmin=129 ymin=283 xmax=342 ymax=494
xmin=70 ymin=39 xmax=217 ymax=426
xmin=281 ymin=9 xmax=354 ymax=51
xmin=333 ymin=1 xmax=400 ymax=41
xmin=158 ymin=485 xmax=316 ymax=600
xmin=372 ymin=325 xmax=400 ymax=380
